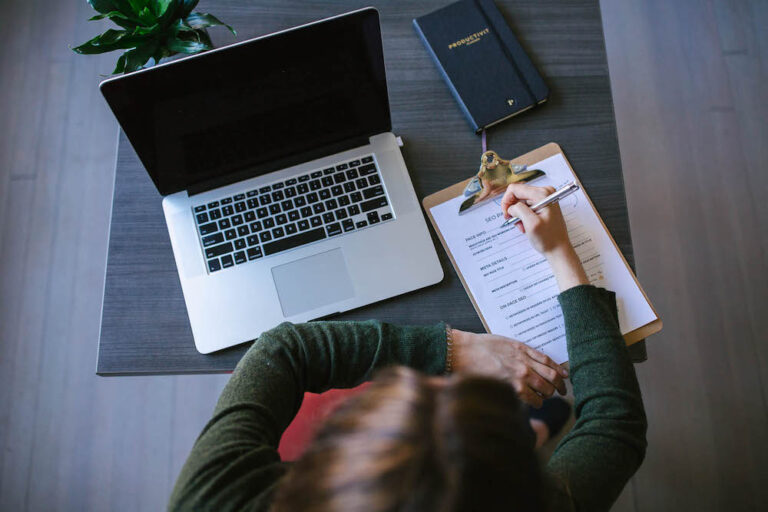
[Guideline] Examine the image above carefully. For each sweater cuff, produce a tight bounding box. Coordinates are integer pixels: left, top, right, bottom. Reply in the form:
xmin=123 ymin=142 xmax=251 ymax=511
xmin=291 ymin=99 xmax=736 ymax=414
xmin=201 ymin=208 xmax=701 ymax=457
xmin=558 ymin=285 xmax=620 ymax=342
xmin=388 ymin=322 xmax=448 ymax=376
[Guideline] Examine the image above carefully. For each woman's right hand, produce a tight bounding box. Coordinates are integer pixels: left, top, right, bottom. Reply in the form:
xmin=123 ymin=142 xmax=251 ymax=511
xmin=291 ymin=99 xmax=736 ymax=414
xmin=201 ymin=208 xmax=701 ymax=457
xmin=500 ymin=183 xmax=570 ymax=255
xmin=500 ymin=183 xmax=589 ymax=292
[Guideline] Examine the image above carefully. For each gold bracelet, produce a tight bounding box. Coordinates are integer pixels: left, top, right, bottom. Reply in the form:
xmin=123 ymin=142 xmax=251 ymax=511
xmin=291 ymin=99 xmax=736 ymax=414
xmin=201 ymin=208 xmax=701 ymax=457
xmin=445 ymin=324 xmax=454 ymax=374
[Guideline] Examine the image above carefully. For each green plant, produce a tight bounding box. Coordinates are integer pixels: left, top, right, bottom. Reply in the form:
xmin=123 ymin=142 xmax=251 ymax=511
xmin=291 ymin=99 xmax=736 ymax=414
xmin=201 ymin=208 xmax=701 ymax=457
xmin=73 ymin=0 xmax=235 ymax=74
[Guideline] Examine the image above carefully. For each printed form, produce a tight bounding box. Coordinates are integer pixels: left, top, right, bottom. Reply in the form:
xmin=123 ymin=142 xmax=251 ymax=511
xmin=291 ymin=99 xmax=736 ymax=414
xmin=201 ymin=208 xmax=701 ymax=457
xmin=430 ymin=153 xmax=656 ymax=363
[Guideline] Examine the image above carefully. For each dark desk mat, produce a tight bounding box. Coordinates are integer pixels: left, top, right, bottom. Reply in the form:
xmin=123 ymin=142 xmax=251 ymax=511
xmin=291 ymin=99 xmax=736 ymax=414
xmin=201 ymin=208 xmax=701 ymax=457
xmin=98 ymin=0 xmax=645 ymax=374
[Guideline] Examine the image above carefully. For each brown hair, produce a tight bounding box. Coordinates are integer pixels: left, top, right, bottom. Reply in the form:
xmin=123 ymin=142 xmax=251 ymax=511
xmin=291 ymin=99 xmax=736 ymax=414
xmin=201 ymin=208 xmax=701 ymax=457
xmin=272 ymin=366 xmax=546 ymax=512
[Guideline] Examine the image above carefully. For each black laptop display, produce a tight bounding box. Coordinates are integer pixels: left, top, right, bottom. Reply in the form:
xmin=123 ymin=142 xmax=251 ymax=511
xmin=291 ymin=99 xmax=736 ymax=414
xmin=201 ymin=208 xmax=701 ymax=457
xmin=101 ymin=10 xmax=390 ymax=196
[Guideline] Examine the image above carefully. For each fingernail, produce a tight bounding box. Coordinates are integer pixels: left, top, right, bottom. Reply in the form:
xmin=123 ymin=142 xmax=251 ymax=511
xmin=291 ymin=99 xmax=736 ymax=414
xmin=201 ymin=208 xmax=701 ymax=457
xmin=561 ymin=369 xmax=569 ymax=377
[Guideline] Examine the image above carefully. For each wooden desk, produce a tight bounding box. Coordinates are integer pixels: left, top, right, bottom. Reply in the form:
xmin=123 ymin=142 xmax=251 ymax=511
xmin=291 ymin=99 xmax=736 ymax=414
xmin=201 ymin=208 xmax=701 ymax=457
xmin=97 ymin=0 xmax=645 ymax=374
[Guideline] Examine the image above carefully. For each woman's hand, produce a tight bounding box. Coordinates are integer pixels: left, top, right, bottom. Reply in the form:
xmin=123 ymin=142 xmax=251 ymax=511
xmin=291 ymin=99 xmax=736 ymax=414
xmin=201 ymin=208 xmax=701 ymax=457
xmin=500 ymin=183 xmax=570 ymax=255
xmin=451 ymin=329 xmax=568 ymax=407
xmin=500 ymin=183 xmax=589 ymax=292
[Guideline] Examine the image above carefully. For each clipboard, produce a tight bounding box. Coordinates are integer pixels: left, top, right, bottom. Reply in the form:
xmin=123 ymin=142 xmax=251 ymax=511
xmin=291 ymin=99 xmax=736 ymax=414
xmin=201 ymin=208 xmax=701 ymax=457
xmin=422 ymin=142 xmax=662 ymax=347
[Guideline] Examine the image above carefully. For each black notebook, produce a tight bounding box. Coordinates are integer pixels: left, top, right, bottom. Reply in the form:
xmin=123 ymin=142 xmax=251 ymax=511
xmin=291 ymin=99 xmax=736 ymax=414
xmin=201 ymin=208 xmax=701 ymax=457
xmin=413 ymin=0 xmax=549 ymax=133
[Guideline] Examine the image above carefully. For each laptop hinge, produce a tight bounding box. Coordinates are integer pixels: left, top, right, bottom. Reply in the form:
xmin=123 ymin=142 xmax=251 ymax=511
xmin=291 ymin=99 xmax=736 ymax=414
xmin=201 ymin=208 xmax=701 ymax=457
xmin=186 ymin=135 xmax=371 ymax=196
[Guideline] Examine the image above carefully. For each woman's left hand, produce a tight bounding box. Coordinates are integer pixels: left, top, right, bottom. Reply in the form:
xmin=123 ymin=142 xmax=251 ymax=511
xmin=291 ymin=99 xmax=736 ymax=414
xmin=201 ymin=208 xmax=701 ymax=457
xmin=451 ymin=329 xmax=568 ymax=407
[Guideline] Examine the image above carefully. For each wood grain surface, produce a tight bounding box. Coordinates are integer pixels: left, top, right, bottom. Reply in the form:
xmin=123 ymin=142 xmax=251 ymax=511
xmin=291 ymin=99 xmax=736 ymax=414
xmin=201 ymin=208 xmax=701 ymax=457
xmin=603 ymin=0 xmax=768 ymax=509
xmin=98 ymin=0 xmax=644 ymax=374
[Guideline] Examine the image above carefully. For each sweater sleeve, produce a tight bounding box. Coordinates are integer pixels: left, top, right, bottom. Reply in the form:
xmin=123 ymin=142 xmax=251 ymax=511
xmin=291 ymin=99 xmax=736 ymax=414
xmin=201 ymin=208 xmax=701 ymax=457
xmin=168 ymin=320 xmax=447 ymax=512
xmin=546 ymin=285 xmax=647 ymax=512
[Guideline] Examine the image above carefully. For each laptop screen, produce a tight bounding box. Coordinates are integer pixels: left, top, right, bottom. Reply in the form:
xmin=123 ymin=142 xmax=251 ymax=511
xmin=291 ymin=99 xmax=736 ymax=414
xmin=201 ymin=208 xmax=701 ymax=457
xmin=100 ymin=9 xmax=390 ymax=196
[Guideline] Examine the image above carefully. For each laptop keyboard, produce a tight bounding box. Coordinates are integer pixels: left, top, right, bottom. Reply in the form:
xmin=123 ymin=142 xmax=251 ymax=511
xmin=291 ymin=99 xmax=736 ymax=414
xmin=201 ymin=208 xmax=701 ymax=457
xmin=192 ymin=155 xmax=394 ymax=273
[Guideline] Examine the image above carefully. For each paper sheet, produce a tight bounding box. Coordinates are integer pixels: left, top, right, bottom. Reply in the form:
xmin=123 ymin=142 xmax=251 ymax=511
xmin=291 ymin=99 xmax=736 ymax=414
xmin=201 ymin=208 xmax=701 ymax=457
xmin=430 ymin=153 xmax=656 ymax=363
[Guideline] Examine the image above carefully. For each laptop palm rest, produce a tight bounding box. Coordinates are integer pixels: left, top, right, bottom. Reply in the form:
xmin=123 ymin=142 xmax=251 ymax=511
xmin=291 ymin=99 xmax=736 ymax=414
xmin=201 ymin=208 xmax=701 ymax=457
xmin=271 ymin=248 xmax=355 ymax=317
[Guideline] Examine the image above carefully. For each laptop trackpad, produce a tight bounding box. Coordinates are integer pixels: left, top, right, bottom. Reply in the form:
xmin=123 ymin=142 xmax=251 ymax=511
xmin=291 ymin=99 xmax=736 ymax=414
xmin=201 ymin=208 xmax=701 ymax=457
xmin=271 ymin=248 xmax=355 ymax=317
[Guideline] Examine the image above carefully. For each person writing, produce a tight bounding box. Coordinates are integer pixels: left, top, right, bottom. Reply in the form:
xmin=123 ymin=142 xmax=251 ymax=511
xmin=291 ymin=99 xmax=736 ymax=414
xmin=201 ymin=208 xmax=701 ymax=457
xmin=169 ymin=184 xmax=647 ymax=512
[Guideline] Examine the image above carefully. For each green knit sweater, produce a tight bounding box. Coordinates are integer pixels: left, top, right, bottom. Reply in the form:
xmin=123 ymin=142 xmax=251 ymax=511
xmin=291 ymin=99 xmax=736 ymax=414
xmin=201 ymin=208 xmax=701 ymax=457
xmin=169 ymin=285 xmax=646 ymax=511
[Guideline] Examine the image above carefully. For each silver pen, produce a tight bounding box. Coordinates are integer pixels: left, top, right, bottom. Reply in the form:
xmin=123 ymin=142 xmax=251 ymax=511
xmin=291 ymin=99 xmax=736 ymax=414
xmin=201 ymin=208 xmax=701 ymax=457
xmin=500 ymin=181 xmax=580 ymax=228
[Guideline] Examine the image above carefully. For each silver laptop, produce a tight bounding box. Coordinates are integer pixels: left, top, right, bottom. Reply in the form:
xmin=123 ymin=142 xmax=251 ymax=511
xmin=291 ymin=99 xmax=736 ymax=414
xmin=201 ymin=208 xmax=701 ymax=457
xmin=100 ymin=8 xmax=443 ymax=354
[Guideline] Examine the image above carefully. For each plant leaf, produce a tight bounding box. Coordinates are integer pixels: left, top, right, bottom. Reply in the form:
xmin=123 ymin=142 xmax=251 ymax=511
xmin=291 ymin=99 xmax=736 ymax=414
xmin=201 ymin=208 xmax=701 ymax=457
xmin=112 ymin=53 xmax=127 ymax=74
xmin=152 ymin=46 xmax=172 ymax=65
xmin=87 ymin=0 xmax=121 ymax=14
xmin=131 ymin=24 xmax=160 ymax=36
xmin=195 ymin=28 xmax=213 ymax=49
xmin=72 ymin=28 xmax=148 ymax=54
xmin=88 ymin=0 xmax=137 ymax=18
xmin=156 ymin=0 xmax=181 ymax=25
xmin=80 ymin=0 xmax=233 ymax=74
xmin=87 ymin=1 xmax=142 ymax=28
xmin=127 ymin=0 xmax=150 ymax=14
xmin=88 ymin=10 xmax=137 ymax=26
xmin=180 ymin=0 xmax=200 ymax=18
xmin=166 ymin=33 xmax=210 ymax=54
xmin=184 ymin=12 xmax=236 ymax=36
xmin=172 ymin=18 xmax=196 ymax=34
xmin=153 ymin=0 xmax=173 ymax=18
xmin=123 ymin=42 xmax=157 ymax=72
xmin=73 ymin=29 xmax=127 ymax=54
xmin=89 ymin=11 xmax=117 ymax=21
xmin=135 ymin=5 xmax=157 ymax=25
